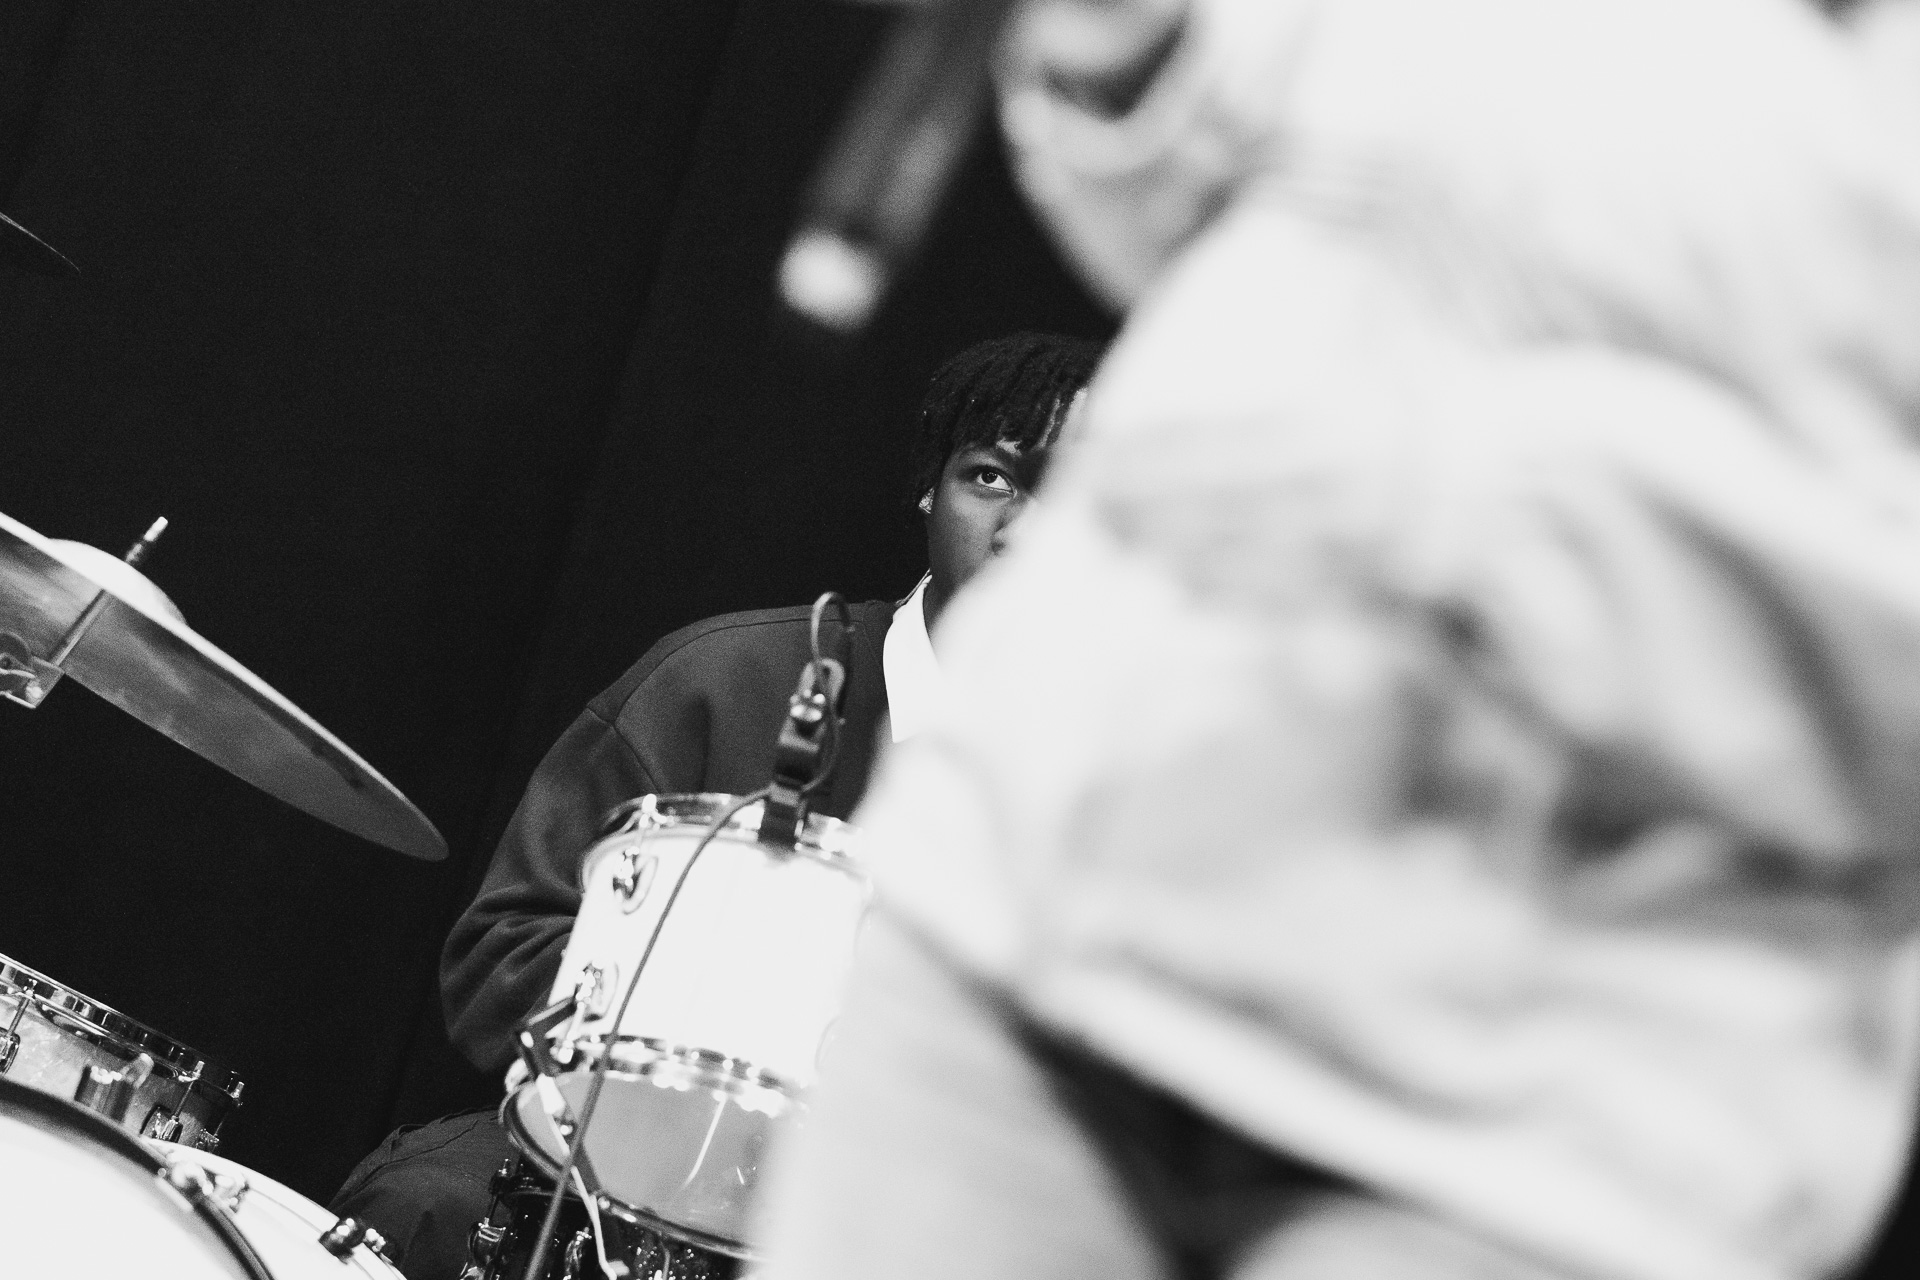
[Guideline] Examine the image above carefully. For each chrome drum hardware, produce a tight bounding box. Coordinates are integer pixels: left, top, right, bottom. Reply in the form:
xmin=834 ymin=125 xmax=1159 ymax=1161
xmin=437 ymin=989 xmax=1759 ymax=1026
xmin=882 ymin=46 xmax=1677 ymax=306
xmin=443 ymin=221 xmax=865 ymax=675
xmin=0 ymin=950 xmax=244 ymax=1150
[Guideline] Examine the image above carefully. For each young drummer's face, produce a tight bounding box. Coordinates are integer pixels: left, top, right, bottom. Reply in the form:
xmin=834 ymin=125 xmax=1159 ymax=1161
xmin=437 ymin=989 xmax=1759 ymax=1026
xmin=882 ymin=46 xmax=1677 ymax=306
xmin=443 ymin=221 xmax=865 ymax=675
xmin=922 ymin=388 xmax=1088 ymax=627
xmin=922 ymin=436 xmax=1050 ymax=628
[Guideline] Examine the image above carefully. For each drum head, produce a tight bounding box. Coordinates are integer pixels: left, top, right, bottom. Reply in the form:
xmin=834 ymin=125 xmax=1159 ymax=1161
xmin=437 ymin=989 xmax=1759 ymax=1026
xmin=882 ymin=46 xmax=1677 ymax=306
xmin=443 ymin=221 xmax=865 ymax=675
xmin=0 ymin=1077 xmax=267 ymax=1278
xmin=145 ymin=1143 xmax=405 ymax=1279
xmin=505 ymin=1051 xmax=783 ymax=1258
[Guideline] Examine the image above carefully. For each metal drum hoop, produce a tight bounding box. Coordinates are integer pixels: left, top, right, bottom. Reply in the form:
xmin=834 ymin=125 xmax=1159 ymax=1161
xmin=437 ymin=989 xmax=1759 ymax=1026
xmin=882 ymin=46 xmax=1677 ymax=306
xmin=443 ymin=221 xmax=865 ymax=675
xmin=0 ymin=952 xmax=245 ymax=1106
xmin=500 ymin=1071 xmax=762 ymax=1263
xmin=583 ymin=793 xmax=864 ymax=888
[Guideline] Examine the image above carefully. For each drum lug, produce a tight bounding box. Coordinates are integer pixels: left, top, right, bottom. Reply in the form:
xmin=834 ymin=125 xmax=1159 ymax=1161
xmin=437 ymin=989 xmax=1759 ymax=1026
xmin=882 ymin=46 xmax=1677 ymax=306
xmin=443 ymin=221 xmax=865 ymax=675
xmin=144 ymin=1108 xmax=185 ymax=1143
xmin=194 ymin=1080 xmax=240 ymax=1150
xmin=572 ymin=964 xmax=615 ymax=1025
xmin=320 ymin=1215 xmax=391 ymax=1261
xmin=159 ymin=1153 xmax=249 ymax=1215
xmin=611 ymin=848 xmax=658 ymax=912
xmin=74 ymin=1053 xmax=153 ymax=1124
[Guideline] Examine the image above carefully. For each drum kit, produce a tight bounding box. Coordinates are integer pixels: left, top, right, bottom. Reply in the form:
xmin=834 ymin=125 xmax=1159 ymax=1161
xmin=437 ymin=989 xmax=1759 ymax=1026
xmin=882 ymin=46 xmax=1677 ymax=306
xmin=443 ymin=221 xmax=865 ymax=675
xmin=1 ymin=505 xmax=447 ymax=1276
xmin=1 ymin=493 xmax=875 ymax=1278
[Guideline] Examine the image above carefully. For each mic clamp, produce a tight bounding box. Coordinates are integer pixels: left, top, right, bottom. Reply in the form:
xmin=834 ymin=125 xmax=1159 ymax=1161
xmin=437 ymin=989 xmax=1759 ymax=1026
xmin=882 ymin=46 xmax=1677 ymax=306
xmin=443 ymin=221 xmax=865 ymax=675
xmin=758 ymin=656 xmax=845 ymax=849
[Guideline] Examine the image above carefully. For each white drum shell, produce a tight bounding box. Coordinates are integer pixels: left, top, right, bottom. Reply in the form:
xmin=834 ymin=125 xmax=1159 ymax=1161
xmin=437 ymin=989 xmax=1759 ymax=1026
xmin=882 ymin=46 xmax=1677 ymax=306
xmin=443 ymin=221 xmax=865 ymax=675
xmin=513 ymin=795 xmax=870 ymax=1255
xmin=556 ymin=803 xmax=869 ymax=1089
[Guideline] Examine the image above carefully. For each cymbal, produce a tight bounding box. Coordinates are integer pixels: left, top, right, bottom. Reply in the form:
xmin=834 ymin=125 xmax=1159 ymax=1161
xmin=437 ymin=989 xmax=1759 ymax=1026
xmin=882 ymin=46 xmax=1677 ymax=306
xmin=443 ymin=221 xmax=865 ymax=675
xmin=0 ymin=510 xmax=446 ymax=861
xmin=0 ymin=211 xmax=80 ymax=279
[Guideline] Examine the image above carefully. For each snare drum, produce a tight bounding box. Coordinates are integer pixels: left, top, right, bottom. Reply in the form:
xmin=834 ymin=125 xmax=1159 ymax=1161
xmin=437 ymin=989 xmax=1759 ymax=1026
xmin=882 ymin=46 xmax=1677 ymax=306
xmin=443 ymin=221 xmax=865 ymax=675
xmin=0 ymin=949 xmax=244 ymax=1149
xmin=503 ymin=794 xmax=869 ymax=1259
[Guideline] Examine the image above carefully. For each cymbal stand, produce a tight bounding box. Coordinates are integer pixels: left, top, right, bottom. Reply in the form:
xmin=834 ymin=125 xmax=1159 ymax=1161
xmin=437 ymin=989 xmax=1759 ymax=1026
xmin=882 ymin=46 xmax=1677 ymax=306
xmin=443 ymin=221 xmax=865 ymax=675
xmin=1 ymin=517 xmax=167 ymax=709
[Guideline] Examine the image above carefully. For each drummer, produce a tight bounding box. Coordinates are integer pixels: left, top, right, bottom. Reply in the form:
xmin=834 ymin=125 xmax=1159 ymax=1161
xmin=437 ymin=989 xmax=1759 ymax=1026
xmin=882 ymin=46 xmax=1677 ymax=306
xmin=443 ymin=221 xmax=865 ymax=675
xmin=329 ymin=330 xmax=1102 ymax=1279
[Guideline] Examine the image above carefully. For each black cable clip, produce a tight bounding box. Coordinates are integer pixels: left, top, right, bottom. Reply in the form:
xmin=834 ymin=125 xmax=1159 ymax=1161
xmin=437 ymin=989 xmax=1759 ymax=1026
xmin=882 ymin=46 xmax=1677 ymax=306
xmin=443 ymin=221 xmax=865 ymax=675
xmin=513 ymin=995 xmax=579 ymax=1079
xmin=759 ymin=656 xmax=845 ymax=849
xmin=759 ymin=593 xmax=853 ymax=849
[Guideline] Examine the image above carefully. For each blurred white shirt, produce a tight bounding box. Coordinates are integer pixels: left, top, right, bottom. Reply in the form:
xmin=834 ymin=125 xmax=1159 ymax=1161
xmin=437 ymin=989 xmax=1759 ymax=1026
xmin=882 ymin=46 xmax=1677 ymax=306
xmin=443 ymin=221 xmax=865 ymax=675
xmin=856 ymin=3 xmax=1920 ymax=1280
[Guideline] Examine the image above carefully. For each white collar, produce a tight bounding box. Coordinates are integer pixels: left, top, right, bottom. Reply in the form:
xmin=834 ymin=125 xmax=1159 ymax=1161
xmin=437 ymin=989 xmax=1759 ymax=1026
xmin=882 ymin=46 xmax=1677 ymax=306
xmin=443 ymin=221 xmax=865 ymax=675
xmin=882 ymin=575 xmax=943 ymax=742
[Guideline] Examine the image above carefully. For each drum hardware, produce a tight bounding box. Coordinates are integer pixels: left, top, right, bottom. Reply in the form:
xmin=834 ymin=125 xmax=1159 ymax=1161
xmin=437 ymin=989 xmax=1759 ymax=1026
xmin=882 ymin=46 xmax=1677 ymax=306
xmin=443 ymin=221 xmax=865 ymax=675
xmin=518 ymin=992 xmax=584 ymax=1079
xmin=73 ymin=1050 xmax=154 ymax=1123
xmin=154 ymin=1144 xmax=252 ymax=1215
xmin=0 ymin=507 xmax=447 ymax=859
xmin=0 ymin=990 xmax=25 ymax=1072
xmin=560 ymin=963 xmax=618 ymax=1048
xmin=0 ymin=629 xmax=61 ymax=708
xmin=460 ymin=1156 xmax=739 ymax=1280
xmin=164 ymin=1152 xmax=247 ymax=1217
xmin=465 ymin=1215 xmax=513 ymax=1277
xmin=140 ymin=1058 xmax=217 ymax=1144
xmin=609 ymin=847 xmax=658 ymax=911
xmin=146 ymin=1111 xmax=186 ymax=1142
xmin=319 ymin=1215 xmax=393 ymax=1261
xmin=547 ymin=976 xmax=612 ymax=1067
xmin=757 ymin=594 xmax=851 ymax=850
xmin=0 ymin=950 xmax=244 ymax=1151
xmin=142 ymin=1137 xmax=406 ymax=1278
xmin=0 ymin=1075 xmax=278 ymax=1279
xmin=1 ymin=517 xmax=165 ymax=709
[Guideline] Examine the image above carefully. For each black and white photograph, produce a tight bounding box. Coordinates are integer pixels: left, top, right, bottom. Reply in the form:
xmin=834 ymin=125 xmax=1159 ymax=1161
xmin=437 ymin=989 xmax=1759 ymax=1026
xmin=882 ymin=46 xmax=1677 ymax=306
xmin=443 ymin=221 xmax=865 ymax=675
xmin=3 ymin=2 xmax=1918 ymax=1278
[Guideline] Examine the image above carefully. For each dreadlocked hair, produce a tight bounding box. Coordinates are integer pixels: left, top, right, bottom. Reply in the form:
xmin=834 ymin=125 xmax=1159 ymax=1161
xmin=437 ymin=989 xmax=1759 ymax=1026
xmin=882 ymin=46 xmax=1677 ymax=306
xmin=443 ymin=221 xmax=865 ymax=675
xmin=910 ymin=331 xmax=1103 ymax=503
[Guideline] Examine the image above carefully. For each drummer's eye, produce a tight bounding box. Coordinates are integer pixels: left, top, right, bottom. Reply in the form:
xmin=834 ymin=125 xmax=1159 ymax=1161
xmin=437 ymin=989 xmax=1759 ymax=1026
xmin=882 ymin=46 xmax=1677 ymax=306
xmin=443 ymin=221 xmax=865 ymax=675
xmin=974 ymin=467 xmax=1013 ymax=494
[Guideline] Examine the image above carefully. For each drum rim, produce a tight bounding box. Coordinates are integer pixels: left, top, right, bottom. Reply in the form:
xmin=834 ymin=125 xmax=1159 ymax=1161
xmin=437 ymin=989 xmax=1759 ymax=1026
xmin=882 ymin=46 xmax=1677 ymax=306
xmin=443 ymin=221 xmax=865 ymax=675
xmin=0 ymin=1074 xmax=272 ymax=1278
xmin=0 ymin=951 xmax=245 ymax=1103
xmin=558 ymin=1033 xmax=802 ymax=1101
xmin=499 ymin=1084 xmax=760 ymax=1261
xmin=602 ymin=792 xmax=864 ymax=866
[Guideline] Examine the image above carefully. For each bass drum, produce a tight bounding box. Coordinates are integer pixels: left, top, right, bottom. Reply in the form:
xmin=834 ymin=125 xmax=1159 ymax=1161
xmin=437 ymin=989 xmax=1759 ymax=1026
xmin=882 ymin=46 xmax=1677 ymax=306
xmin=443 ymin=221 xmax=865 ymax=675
xmin=145 ymin=1142 xmax=406 ymax=1280
xmin=0 ymin=1074 xmax=269 ymax=1278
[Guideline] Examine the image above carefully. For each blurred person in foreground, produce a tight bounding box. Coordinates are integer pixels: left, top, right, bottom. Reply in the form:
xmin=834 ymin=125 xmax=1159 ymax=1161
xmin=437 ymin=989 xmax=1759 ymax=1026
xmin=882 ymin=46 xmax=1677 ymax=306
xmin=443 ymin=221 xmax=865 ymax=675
xmin=755 ymin=3 xmax=1920 ymax=1280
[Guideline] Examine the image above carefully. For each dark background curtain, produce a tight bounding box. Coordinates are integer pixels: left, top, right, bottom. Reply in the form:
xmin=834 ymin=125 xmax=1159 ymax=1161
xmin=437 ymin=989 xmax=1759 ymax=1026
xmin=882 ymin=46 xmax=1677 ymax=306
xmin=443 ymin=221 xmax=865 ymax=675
xmin=0 ymin=0 xmax=1106 ymax=1202
xmin=0 ymin=3 xmax=1911 ymax=1275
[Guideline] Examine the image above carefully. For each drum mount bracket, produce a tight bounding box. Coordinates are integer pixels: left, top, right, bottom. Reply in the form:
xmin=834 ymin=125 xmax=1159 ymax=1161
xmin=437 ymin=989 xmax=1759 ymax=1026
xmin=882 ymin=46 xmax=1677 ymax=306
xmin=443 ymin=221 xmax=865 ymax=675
xmin=759 ymin=656 xmax=846 ymax=849
xmin=516 ymin=994 xmax=582 ymax=1080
